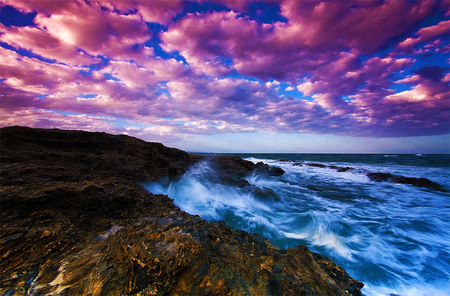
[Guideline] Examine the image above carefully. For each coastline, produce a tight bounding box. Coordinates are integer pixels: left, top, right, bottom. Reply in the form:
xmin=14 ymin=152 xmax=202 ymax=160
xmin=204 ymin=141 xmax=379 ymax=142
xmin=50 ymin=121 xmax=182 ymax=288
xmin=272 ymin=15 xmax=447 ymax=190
xmin=0 ymin=126 xmax=363 ymax=295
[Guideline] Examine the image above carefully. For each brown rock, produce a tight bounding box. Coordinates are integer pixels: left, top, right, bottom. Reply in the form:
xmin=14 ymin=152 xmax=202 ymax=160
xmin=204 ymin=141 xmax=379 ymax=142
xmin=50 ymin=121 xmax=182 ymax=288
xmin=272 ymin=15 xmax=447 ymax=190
xmin=0 ymin=126 xmax=363 ymax=295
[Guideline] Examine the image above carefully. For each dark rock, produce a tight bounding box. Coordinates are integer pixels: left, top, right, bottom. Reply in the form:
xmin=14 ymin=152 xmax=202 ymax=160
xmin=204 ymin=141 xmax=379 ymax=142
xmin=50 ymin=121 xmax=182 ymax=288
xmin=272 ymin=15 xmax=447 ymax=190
xmin=337 ymin=167 xmax=353 ymax=172
xmin=293 ymin=162 xmax=303 ymax=166
xmin=243 ymin=185 xmax=279 ymax=201
xmin=206 ymin=156 xmax=256 ymax=187
xmin=306 ymin=163 xmax=327 ymax=168
xmin=367 ymin=172 xmax=447 ymax=192
xmin=0 ymin=126 xmax=363 ymax=295
xmin=255 ymin=162 xmax=285 ymax=177
xmin=205 ymin=158 xmax=285 ymax=186
xmin=329 ymin=166 xmax=353 ymax=172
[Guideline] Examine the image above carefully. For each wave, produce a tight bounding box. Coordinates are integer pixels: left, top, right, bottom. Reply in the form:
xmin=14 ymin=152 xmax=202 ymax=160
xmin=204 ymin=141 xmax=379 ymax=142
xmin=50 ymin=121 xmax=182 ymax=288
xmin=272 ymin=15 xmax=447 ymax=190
xmin=144 ymin=156 xmax=450 ymax=296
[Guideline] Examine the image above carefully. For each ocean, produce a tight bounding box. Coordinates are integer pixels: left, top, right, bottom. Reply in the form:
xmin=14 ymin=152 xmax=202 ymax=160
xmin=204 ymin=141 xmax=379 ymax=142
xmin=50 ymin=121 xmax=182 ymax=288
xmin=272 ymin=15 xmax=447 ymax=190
xmin=144 ymin=154 xmax=450 ymax=296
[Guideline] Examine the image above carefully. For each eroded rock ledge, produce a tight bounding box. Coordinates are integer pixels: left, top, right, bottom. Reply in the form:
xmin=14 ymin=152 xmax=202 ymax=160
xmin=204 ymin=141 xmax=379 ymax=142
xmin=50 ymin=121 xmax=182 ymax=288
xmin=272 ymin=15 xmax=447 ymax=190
xmin=0 ymin=126 xmax=363 ymax=295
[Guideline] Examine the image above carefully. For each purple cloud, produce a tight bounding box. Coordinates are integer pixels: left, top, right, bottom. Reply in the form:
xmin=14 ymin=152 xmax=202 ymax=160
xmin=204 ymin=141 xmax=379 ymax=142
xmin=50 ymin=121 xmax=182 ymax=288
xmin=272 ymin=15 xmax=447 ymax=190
xmin=0 ymin=0 xmax=449 ymax=149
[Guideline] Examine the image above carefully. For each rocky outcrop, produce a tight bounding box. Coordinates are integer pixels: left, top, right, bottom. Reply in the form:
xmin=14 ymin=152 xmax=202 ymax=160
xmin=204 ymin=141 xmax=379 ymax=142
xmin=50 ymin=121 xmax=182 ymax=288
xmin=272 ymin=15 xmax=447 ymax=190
xmin=281 ymin=159 xmax=447 ymax=192
xmin=254 ymin=162 xmax=285 ymax=177
xmin=305 ymin=163 xmax=327 ymax=168
xmin=206 ymin=156 xmax=256 ymax=187
xmin=0 ymin=126 xmax=363 ymax=295
xmin=366 ymin=172 xmax=447 ymax=192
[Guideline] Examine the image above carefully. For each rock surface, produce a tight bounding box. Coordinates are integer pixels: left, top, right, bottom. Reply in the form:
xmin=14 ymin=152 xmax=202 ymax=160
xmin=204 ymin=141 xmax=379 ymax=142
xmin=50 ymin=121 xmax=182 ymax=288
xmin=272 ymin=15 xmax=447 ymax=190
xmin=280 ymin=160 xmax=447 ymax=192
xmin=1 ymin=126 xmax=363 ymax=295
xmin=366 ymin=172 xmax=447 ymax=191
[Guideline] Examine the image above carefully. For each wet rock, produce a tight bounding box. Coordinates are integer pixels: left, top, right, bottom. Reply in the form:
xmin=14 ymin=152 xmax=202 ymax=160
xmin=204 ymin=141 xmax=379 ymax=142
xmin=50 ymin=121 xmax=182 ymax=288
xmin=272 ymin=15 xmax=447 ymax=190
xmin=205 ymin=157 xmax=284 ymax=186
xmin=366 ymin=172 xmax=447 ymax=192
xmin=1 ymin=126 xmax=363 ymax=295
xmin=242 ymin=185 xmax=279 ymax=201
xmin=306 ymin=163 xmax=327 ymax=168
xmin=207 ymin=156 xmax=256 ymax=186
xmin=255 ymin=162 xmax=285 ymax=177
xmin=329 ymin=165 xmax=354 ymax=172
xmin=282 ymin=156 xmax=445 ymax=192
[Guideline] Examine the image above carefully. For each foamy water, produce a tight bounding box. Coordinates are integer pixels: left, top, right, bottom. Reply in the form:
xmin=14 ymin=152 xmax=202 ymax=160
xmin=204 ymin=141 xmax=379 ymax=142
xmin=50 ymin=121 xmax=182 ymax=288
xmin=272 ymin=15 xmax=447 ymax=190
xmin=144 ymin=154 xmax=450 ymax=296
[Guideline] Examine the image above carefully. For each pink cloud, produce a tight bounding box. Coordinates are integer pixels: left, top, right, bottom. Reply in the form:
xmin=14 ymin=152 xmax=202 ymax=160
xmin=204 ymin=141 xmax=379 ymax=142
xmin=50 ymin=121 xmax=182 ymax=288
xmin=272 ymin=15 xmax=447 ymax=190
xmin=161 ymin=1 xmax=442 ymax=81
xmin=0 ymin=47 xmax=87 ymax=95
xmin=0 ymin=24 xmax=98 ymax=65
xmin=3 ymin=0 xmax=184 ymax=26
xmin=107 ymin=0 xmax=184 ymax=25
xmin=0 ymin=108 xmax=186 ymax=144
xmin=1 ymin=0 xmax=448 ymax=141
xmin=1 ymin=0 xmax=153 ymax=65
xmin=103 ymin=58 xmax=189 ymax=86
xmin=386 ymin=67 xmax=449 ymax=103
xmin=347 ymin=67 xmax=450 ymax=137
xmin=397 ymin=20 xmax=450 ymax=53
xmin=161 ymin=11 xmax=251 ymax=76
xmin=278 ymin=0 xmax=439 ymax=54
xmin=0 ymin=108 xmax=116 ymax=131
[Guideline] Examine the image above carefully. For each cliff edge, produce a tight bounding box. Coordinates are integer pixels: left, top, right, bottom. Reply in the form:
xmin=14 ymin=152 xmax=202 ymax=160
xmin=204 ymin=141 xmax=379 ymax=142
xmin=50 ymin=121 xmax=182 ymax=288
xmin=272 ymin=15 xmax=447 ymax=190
xmin=0 ymin=126 xmax=363 ymax=295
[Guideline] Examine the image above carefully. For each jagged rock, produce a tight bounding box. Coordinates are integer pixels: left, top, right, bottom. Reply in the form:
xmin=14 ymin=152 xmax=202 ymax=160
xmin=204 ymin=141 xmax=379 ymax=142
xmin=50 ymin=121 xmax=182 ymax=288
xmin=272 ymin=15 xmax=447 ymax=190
xmin=366 ymin=172 xmax=447 ymax=192
xmin=204 ymin=158 xmax=285 ymax=186
xmin=255 ymin=162 xmax=285 ymax=177
xmin=206 ymin=156 xmax=256 ymax=187
xmin=0 ymin=126 xmax=363 ymax=295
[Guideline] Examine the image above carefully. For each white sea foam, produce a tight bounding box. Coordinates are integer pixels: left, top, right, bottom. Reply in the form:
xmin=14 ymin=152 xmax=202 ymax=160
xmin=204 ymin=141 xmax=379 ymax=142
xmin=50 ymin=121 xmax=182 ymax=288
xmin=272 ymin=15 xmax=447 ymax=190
xmin=144 ymin=155 xmax=450 ymax=296
xmin=283 ymin=226 xmax=352 ymax=259
xmin=362 ymin=280 xmax=450 ymax=296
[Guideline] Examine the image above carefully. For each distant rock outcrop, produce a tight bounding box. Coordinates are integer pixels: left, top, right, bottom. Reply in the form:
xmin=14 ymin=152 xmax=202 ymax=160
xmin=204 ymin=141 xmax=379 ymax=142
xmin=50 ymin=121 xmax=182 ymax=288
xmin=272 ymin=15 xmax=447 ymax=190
xmin=366 ymin=172 xmax=447 ymax=192
xmin=280 ymin=159 xmax=447 ymax=192
xmin=0 ymin=126 xmax=363 ymax=295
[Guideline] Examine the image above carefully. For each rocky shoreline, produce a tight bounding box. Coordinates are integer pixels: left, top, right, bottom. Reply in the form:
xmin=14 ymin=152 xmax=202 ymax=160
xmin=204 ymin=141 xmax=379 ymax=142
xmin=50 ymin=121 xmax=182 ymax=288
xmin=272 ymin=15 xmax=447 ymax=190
xmin=278 ymin=160 xmax=448 ymax=192
xmin=0 ymin=126 xmax=363 ymax=295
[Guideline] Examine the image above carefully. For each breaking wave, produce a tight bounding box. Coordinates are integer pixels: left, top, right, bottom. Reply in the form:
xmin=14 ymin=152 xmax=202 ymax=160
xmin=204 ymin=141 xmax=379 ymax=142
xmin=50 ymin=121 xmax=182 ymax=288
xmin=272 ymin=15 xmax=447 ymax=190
xmin=144 ymin=154 xmax=450 ymax=296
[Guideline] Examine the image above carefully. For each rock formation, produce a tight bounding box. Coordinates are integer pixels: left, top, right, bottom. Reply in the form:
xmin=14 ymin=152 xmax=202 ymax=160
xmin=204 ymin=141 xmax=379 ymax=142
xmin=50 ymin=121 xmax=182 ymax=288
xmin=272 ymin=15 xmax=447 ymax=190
xmin=279 ymin=160 xmax=447 ymax=192
xmin=366 ymin=172 xmax=447 ymax=192
xmin=0 ymin=126 xmax=363 ymax=295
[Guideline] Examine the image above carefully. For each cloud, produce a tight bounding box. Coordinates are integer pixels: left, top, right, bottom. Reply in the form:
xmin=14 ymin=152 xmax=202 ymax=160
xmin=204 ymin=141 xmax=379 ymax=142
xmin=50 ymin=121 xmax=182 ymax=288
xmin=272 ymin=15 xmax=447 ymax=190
xmin=2 ymin=0 xmax=185 ymax=26
xmin=397 ymin=20 xmax=450 ymax=53
xmin=385 ymin=69 xmax=449 ymax=103
xmin=279 ymin=0 xmax=439 ymax=54
xmin=1 ymin=0 xmax=448 ymax=143
xmin=161 ymin=0 xmax=441 ymax=81
xmin=108 ymin=0 xmax=185 ymax=25
xmin=1 ymin=0 xmax=153 ymax=65
xmin=0 ymin=108 xmax=117 ymax=131
xmin=348 ymin=68 xmax=449 ymax=137
xmin=416 ymin=65 xmax=447 ymax=82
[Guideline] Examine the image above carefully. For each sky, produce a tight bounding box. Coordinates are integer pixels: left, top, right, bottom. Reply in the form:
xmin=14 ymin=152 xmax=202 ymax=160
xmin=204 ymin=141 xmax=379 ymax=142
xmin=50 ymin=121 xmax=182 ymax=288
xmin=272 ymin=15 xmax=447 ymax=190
xmin=0 ymin=0 xmax=449 ymax=153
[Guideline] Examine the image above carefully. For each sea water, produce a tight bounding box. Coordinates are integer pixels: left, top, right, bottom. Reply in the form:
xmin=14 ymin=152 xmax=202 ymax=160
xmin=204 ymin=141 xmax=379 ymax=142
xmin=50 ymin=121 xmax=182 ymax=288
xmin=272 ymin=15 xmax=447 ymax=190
xmin=144 ymin=154 xmax=450 ymax=296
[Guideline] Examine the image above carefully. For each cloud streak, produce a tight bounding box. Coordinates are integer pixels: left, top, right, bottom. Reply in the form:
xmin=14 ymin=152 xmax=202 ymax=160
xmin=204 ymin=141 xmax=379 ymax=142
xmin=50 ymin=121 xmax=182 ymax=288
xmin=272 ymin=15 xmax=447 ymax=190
xmin=0 ymin=0 xmax=449 ymax=149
